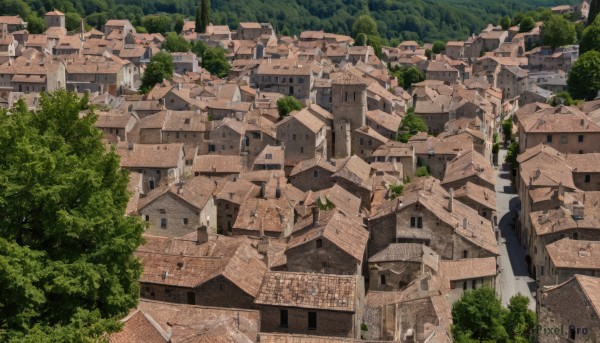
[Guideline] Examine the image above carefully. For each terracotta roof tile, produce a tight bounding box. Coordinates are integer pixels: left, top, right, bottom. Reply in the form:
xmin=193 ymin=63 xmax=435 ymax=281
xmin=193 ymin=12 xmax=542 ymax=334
xmin=439 ymin=257 xmax=497 ymax=281
xmin=255 ymin=272 xmax=359 ymax=312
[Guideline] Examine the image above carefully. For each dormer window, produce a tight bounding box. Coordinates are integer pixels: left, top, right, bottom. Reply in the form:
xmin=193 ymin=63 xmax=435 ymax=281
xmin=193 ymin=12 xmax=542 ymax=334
xmin=184 ymin=118 xmax=190 ymax=124
xmin=265 ymin=153 xmax=272 ymax=160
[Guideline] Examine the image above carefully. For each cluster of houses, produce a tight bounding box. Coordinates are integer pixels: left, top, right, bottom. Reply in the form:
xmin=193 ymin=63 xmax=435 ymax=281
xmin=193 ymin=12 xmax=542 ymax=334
xmin=2 ymin=3 xmax=600 ymax=342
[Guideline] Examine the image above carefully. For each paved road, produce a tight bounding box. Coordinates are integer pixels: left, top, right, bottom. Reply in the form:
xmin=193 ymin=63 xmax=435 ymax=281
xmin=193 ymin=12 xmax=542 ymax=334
xmin=494 ymin=148 xmax=536 ymax=310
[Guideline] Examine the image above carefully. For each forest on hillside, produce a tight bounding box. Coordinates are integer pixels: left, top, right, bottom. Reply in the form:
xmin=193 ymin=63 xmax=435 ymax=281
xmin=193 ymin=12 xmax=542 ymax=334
xmin=1 ymin=0 xmax=578 ymax=42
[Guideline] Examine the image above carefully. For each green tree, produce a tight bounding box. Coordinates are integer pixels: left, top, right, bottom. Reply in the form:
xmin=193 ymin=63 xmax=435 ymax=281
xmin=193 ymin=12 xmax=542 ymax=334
xmin=502 ymin=118 xmax=513 ymax=143
xmin=402 ymin=66 xmax=425 ymax=89
xmin=174 ymin=17 xmax=184 ymax=34
xmin=519 ymin=16 xmax=536 ymax=32
xmin=550 ymin=91 xmax=575 ymax=106
xmin=352 ymin=15 xmax=378 ymax=38
xmin=580 ymin=16 xmax=600 ymax=54
xmin=503 ymin=294 xmax=537 ymax=343
xmin=135 ymin=26 xmax=147 ymax=33
xmin=432 ymin=41 xmax=446 ymax=54
xmin=141 ymin=51 xmax=174 ymax=93
xmin=451 ymin=287 xmax=509 ymax=342
xmin=500 ymin=16 xmax=512 ymax=30
xmin=389 ymin=183 xmax=404 ymax=199
xmin=397 ymin=108 xmax=427 ymax=142
xmin=415 ymin=166 xmax=429 ymax=177
xmin=568 ymin=50 xmax=600 ymax=100
xmin=589 ymin=0 xmax=600 ymax=25
xmin=200 ymin=0 xmax=211 ymax=33
xmin=276 ymin=96 xmax=303 ymax=117
xmin=65 ymin=12 xmax=83 ymax=32
xmin=505 ymin=141 xmax=520 ymax=170
xmin=195 ymin=42 xmax=231 ymax=78
xmin=355 ymin=33 xmax=368 ymax=46
xmin=162 ymin=32 xmax=192 ymax=52
xmin=0 ymin=91 xmax=144 ymax=341
xmin=425 ymin=48 xmax=433 ymax=60
xmin=541 ymin=15 xmax=576 ymax=50
xmin=195 ymin=5 xmax=201 ymax=32
xmin=142 ymin=14 xmax=172 ymax=35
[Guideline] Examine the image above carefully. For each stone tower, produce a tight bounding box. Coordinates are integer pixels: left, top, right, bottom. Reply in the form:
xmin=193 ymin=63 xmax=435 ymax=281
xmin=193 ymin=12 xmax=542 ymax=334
xmin=331 ymin=70 xmax=367 ymax=158
xmin=45 ymin=9 xmax=65 ymax=29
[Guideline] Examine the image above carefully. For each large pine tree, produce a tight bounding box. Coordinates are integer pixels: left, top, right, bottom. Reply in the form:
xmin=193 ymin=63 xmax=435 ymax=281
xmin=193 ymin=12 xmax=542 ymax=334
xmin=0 ymin=91 xmax=145 ymax=341
xmin=195 ymin=5 xmax=201 ymax=32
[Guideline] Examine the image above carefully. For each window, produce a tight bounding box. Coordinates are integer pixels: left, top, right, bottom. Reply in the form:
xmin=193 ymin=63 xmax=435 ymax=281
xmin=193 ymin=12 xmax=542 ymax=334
xmin=579 ymin=150 xmax=584 ymax=154
xmin=322 ymin=261 xmax=328 ymax=268
xmin=560 ymin=135 xmax=567 ymax=144
xmin=463 ymin=250 xmax=468 ymax=258
xmin=546 ymin=135 xmax=552 ymax=143
xmin=187 ymin=292 xmax=196 ymax=305
xmin=472 ymin=279 xmax=477 ymax=289
xmin=482 ymin=210 xmax=487 ymax=218
xmin=160 ymin=218 xmax=167 ymax=229
xmin=265 ymin=153 xmax=273 ymax=160
xmin=292 ymin=134 xmax=296 ymax=140
xmin=573 ymin=232 xmax=579 ymax=240
xmin=578 ymin=135 xmax=584 ymax=143
xmin=585 ymin=175 xmax=591 ymax=183
xmin=360 ymin=137 xmax=364 ymax=145
xmin=280 ymin=310 xmax=288 ymax=328
xmin=156 ymin=170 xmax=160 ymax=175
xmin=308 ymin=312 xmax=317 ymax=330
xmin=380 ymin=274 xmax=386 ymax=285
xmin=159 ymin=209 xmax=166 ymax=214
xmin=313 ymin=169 xmax=319 ymax=178
xmin=344 ymin=92 xmax=348 ymax=102
xmin=300 ymin=147 xmax=304 ymax=153
xmin=175 ymin=132 xmax=180 ymax=139
xmin=410 ymin=216 xmax=423 ymax=228
xmin=145 ymin=215 xmax=149 ymax=222
xmin=183 ymin=218 xmax=189 ymax=225
xmin=316 ymin=239 xmax=323 ymax=248
xmin=463 ymin=282 xmax=467 ymax=291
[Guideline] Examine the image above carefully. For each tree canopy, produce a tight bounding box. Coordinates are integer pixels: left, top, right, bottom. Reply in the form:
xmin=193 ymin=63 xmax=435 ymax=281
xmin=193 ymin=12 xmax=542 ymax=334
xmin=451 ymin=287 xmax=509 ymax=342
xmin=277 ymin=96 xmax=303 ymax=117
xmin=141 ymin=51 xmax=174 ymax=93
xmin=580 ymin=16 xmax=600 ymax=54
xmin=519 ymin=16 xmax=536 ymax=32
xmin=0 ymin=91 xmax=145 ymax=342
xmin=568 ymin=50 xmax=600 ymax=100
xmin=199 ymin=0 xmax=211 ymax=33
xmin=390 ymin=65 xmax=425 ymax=90
xmin=500 ymin=16 xmax=512 ymax=30
xmin=163 ymin=32 xmax=192 ymax=52
xmin=541 ymin=15 xmax=576 ymax=50
xmin=192 ymin=41 xmax=231 ymax=78
xmin=396 ymin=108 xmax=427 ymax=142
xmin=432 ymin=41 xmax=446 ymax=54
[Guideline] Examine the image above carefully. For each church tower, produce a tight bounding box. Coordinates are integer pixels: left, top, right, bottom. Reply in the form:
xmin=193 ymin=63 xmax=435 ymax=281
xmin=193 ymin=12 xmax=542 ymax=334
xmin=331 ymin=70 xmax=367 ymax=158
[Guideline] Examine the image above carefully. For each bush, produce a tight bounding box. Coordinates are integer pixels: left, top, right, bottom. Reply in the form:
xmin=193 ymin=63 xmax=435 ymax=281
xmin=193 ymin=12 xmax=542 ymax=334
xmin=389 ymin=184 xmax=404 ymax=199
xmin=276 ymin=96 xmax=303 ymax=118
xmin=505 ymin=141 xmax=520 ymax=170
xmin=492 ymin=142 xmax=500 ymax=154
xmin=416 ymin=166 xmax=429 ymax=177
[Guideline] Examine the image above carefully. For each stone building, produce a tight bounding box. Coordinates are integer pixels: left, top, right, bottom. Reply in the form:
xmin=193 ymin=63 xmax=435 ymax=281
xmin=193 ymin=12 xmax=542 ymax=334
xmin=255 ymin=272 xmax=364 ymax=339
xmin=208 ymin=118 xmax=246 ymax=155
xmin=275 ymin=109 xmax=327 ymax=169
xmin=137 ymin=176 xmax=216 ymax=237
xmin=452 ymin=182 xmax=497 ymax=221
xmin=441 ymin=149 xmax=495 ymax=192
xmin=215 ymin=179 xmax=260 ymax=234
xmin=137 ymin=234 xmax=267 ymax=309
xmin=369 ymin=141 xmax=416 ymax=178
xmin=538 ymin=275 xmax=600 ymax=342
xmin=289 ymin=156 xmax=338 ymax=192
xmin=285 ymin=209 xmax=368 ymax=275
xmin=116 ymin=142 xmax=184 ymax=193
xmin=331 ymin=70 xmax=368 ymax=158
xmin=368 ymin=243 xmax=439 ymax=292
xmin=543 ymin=239 xmax=600 ymax=286
xmin=438 ymin=257 xmax=498 ymax=303
xmin=368 ymin=177 xmax=499 ymax=261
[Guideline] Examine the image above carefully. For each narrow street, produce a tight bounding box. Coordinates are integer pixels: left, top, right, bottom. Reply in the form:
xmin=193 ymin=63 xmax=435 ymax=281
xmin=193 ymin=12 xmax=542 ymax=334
xmin=495 ymin=148 xmax=536 ymax=310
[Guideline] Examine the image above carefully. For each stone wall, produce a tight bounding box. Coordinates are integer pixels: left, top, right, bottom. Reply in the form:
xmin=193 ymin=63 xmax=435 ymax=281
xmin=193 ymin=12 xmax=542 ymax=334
xmin=259 ymin=305 xmax=357 ymax=338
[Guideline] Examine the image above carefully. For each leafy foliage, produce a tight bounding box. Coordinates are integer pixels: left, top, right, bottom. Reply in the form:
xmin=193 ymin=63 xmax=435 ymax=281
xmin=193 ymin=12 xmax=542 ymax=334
xmin=389 ymin=183 xmax=404 ymax=199
xmin=519 ymin=17 xmax=536 ymax=32
xmin=503 ymin=295 xmax=537 ymax=343
xmin=568 ymin=50 xmax=600 ymax=100
xmin=580 ymin=16 xmax=600 ymax=54
xmin=550 ymin=91 xmax=575 ymax=106
xmin=317 ymin=197 xmax=336 ymax=211
xmin=9 ymin=0 xmax=576 ymax=41
xmin=163 ymin=32 xmax=192 ymax=52
xmin=415 ymin=166 xmax=430 ymax=177
xmin=451 ymin=287 xmax=509 ymax=342
xmin=432 ymin=41 xmax=446 ymax=54
xmin=590 ymin=0 xmax=600 ymax=24
xmin=505 ymin=141 xmax=520 ymax=170
xmin=0 ymin=91 xmax=144 ymax=341
xmin=141 ymin=51 xmax=174 ymax=93
xmin=541 ymin=15 xmax=576 ymax=50
xmin=142 ymin=14 xmax=173 ymax=35
xmin=192 ymin=41 xmax=231 ymax=78
xmin=390 ymin=65 xmax=425 ymax=90
xmin=502 ymin=118 xmax=513 ymax=143
xmin=500 ymin=15 xmax=512 ymax=30
xmin=276 ymin=96 xmax=303 ymax=118
xmin=199 ymin=0 xmax=211 ymax=33
xmin=396 ymin=108 xmax=427 ymax=143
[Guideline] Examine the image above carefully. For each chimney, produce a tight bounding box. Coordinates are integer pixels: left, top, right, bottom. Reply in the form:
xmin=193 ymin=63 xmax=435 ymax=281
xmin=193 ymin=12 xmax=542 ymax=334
xmin=572 ymin=201 xmax=585 ymax=220
xmin=312 ymin=207 xmax=320 ymax=227
xmin=462 ymin=218 xmax=468 ymax=230
xmin=257 ymin=236 xmax=269 ymax=254
xmin=558 ymin=182 xmax=564 ymax=199
xmin=448 ymin=188 xmax=454 ymax=213
xmin=196 ymin=225 xmax=208 ymax=244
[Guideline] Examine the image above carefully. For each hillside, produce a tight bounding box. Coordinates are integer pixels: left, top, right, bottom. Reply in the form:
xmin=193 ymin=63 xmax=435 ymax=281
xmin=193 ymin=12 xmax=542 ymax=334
xmin=3 ymin=0 xmax=578 ymax=41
